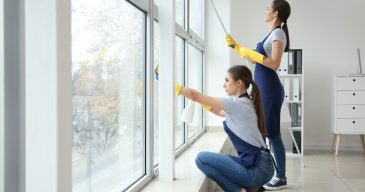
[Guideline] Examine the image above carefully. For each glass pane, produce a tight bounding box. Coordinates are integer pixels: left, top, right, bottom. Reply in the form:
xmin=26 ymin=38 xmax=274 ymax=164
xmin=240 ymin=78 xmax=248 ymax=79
xmin=187 ymin=44 xmax=203 ymax=139
xmin=154 ymin=0 xmax=159 ymax=6
xmin=175 ymin=36 xmax=185 ymax=149
xmin=176 ymin=0 xmax=185 ymax=28
xmin=153 ymin=21 xmax=159 ymax=166
xmin=72 ymin=1 xmax=145 ymax=191
xmin=189 ymin=0 xmax=204 ymax=39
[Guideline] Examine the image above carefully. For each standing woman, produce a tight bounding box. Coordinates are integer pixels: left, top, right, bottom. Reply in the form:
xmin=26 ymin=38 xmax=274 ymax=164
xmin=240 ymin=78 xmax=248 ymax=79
xmin=176 ymin=65 xmax=273 ymax=192
xmin=225 ymin=0 xmax=291 ymax=190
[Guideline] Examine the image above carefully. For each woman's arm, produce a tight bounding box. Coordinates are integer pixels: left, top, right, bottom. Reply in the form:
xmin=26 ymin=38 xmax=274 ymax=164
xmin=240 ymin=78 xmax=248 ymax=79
xmin=179 ymin=86 xmax=225 ymax=113
xmin=210 ymin=108 xmax=226 ymax=117
xmin=261 ymin=40 xmax=283 ymax=71
xmin=226 ymin=35 xmax=265 ymax=64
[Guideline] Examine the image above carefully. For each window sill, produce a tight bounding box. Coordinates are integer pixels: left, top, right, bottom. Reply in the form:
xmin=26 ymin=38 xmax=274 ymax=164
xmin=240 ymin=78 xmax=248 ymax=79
xmin=141 ymin=128 xmax=230 ymax=192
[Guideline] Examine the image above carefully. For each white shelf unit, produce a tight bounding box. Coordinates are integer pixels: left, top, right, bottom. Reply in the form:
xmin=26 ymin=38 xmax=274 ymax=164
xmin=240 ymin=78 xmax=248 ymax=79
xmin=278 ymin=49 xmax=304 ymax=159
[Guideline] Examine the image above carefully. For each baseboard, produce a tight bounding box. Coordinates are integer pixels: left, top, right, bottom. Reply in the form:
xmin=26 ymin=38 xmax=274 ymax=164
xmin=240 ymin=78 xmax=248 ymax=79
xmin=304 ymin=143 xmax=364 ymax=152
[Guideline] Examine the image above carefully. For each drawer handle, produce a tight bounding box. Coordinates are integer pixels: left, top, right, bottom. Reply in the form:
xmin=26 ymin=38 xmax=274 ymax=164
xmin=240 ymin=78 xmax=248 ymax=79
xmin=353 ymin=93 xmax=356 ymax=96
xmin=353 ymin=121 xmax=356 ymax=124
xmin=353 ymin=107 xmax=356 ymax=110
xmin=353 ymin=79 xmax=356 ymax=82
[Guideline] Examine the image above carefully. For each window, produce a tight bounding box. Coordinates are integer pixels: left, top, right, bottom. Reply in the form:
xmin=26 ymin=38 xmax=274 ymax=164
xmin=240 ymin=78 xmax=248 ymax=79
xmin=0 ymin=1 xmax=4 ymax=190
xmin=141 ymin=0 xmax=205 ymax=188
xmin=189 ymin=0 xmax=204 ymax=40
xmin=176 ymin=0 xmax=185 ymax=28
xmin=152 ymin=26 xmax=186 ymax=155
xmin=153 ymin=20 xmax=159 ymax=166
xmin=175 ymin=36 xmax=185 ymax=149
xmin=187 ymin=44 xmax=203 ymax=139
xmin=155 ymin=0 xmax=205 ymax=149
xmin=71 ymin=1 xmax=145 ymax=191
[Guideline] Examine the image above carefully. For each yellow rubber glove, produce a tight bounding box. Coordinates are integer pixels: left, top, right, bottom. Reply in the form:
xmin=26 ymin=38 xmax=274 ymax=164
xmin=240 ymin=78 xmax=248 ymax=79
xmin=225 ymin=35 xmax=265 ymax=64
xmin=175 ymin=84 xmax=183 ymax=96
xmin=225 ymin=34 xmax=237 ymax=48
xmin=199 ymin=103 xmax=212 ymax=111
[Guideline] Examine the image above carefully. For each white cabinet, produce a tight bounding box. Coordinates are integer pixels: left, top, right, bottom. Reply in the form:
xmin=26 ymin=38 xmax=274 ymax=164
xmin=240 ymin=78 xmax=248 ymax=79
xmin=332 ymin=75 xmax=365 ymax=155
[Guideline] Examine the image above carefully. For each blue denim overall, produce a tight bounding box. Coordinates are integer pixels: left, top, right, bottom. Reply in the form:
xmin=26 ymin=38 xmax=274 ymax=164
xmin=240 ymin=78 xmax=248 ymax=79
xmin=254 ymin=27 xmax=286 ymax=180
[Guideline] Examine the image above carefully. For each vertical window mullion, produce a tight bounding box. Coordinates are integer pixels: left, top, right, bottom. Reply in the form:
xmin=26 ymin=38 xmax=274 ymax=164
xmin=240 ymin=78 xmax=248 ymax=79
xmin=145 ymin=1 xmax=154 ymax=179
xmin=184 ymin=39 xmax=189 ymax=144
xmin=0 ymin=0 xmax=4 ymax=190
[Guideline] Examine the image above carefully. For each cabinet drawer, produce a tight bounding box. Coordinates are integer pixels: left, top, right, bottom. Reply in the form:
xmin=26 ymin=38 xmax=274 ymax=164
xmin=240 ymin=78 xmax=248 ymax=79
xmin=337 ymin=77 xmax=365 ymax=90
xmin=336 ymin=119 xmax=365 ymax=133
xmin=336 ymin=105 xmax=365 ymax=118
xmin=336 ymin=91 xmax=365 ymax=104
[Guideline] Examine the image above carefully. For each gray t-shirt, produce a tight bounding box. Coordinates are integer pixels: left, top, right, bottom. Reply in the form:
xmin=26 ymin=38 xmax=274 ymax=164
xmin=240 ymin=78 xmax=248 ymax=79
xmin=219 ymin=97 xmax=266 ymax=148
xmin=263 ymin=28 xmax=287 ymax=58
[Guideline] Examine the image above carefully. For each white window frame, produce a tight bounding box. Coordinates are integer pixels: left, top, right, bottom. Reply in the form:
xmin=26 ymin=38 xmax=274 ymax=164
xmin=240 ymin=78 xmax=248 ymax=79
xmin=129 ymin=0 xmax=150 ymax=12
xmin=0 ymin=0 xmax=4 ymax=191
xmin=68 ymin=1 xmax=152 ymax=191
xmin=126 ymin=0 xmax=156 ymax=191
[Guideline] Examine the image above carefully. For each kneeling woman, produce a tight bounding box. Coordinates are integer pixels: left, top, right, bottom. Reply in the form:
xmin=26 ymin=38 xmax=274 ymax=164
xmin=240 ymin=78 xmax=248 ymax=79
xmin=176 ymin=65 xmax=274 ymax=192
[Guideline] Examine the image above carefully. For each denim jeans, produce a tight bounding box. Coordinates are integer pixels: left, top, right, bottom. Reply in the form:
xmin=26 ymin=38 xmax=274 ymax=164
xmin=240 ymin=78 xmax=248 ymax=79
xmin=268 ymin=133 xmax=286 ymax=180
xmin=195 ymin=151 xmax=274 ymax=192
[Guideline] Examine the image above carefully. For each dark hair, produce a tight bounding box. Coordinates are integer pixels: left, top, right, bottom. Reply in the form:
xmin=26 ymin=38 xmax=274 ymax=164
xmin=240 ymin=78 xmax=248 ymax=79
xmin=272 ymin=0 xmax=291 ymax=52
xmin=227 ymin=65 xmax=267 ymax=135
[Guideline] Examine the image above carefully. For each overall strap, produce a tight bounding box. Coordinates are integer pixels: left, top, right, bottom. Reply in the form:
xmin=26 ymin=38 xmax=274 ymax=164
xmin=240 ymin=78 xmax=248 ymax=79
xmin=239 ymin=92 xmax=249 ymax=98
xmin=261 ymin=147 xmax=279 ymax=173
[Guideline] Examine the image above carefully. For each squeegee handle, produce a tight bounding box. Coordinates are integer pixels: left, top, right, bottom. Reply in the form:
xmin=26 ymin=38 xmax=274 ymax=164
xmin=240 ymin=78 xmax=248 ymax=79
xmin=208 ymin=0 xmax=228 ymax=35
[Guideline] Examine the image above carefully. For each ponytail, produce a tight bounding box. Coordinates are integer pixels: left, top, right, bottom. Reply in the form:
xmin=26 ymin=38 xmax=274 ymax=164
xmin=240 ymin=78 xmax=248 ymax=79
xmin=250 ymin=81 xmax=268 ymax=135
xmin=282 ymin=22 xmax=290 ymax=52
xmin=272 ymin=0 xmax=291 ymax=52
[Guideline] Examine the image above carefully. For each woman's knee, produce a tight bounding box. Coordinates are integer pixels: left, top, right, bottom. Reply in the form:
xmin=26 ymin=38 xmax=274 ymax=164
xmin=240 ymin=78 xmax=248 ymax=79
xmin=195 ymin=151 xmax=215 ymax=167
xmin=195 ymin=151 xmax=207 ymax=165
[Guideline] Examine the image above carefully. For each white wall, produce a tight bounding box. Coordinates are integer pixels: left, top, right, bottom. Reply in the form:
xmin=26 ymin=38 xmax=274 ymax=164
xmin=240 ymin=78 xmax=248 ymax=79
xmin=288 ymin=0 xmax=365 ymax=150
xmin=207 ymin=0 xmax=365 ymax=150
xmin=205 ymin=0 xmax=230 ymax=126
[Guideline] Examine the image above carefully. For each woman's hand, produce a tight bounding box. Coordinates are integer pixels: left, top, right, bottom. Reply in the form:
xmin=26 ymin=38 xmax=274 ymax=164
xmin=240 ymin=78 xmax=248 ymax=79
xmin=175 ymin=84 xmax=224 ymax=113
xmin=175 ymin=84 xmax=183 ymax=95
xmin=225 ymin=34 xmax=237 ymax=48
xmin=225 ymin=35 xmax=265 ymax=64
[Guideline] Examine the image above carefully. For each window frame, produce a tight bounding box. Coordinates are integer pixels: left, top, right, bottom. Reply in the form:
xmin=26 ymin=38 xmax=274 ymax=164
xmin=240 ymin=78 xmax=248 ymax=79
xmin=174 ymin=34 xmax=186 ymax=150
xmin=70 ymin=1 xmax=150 ymax=191
xmin=0 ymin=0 xmax=4 ymax=190
xmin=125 ymin=1 xmax=156 ymax=192
xmin=188 ymin=0 xmax=205 ymax=41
